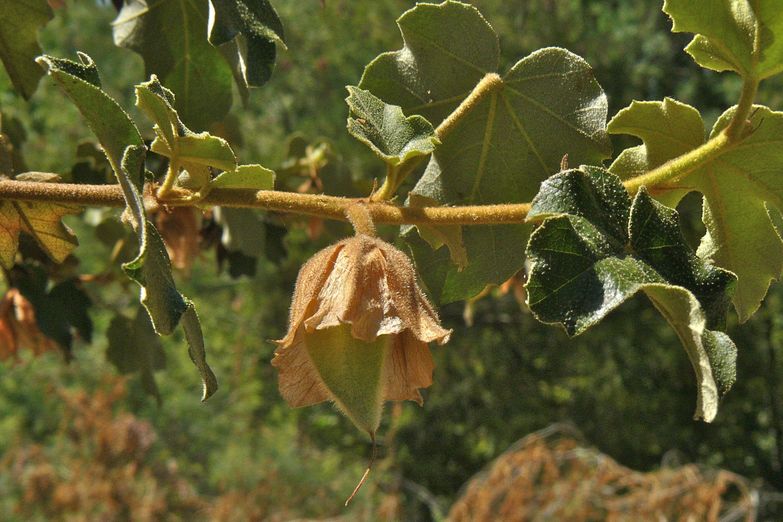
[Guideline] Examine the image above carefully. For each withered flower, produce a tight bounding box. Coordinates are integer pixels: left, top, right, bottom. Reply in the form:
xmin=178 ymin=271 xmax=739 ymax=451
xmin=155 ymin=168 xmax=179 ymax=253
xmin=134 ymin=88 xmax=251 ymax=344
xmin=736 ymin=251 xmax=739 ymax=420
xmin=272 ymin=233 xmax=451 ymax=435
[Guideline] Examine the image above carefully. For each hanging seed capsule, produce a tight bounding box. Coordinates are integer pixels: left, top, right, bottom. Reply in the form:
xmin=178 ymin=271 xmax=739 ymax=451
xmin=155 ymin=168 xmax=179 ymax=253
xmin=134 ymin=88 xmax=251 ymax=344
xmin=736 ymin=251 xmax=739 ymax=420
xmin=272 ymin=233 xmax=451 ymax=435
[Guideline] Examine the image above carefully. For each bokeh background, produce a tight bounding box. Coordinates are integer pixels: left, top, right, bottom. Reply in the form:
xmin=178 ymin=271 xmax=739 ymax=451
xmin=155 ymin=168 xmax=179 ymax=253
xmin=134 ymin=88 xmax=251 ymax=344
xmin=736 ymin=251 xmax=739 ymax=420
xmin=1 ymin=1 xmax=783 ymax=520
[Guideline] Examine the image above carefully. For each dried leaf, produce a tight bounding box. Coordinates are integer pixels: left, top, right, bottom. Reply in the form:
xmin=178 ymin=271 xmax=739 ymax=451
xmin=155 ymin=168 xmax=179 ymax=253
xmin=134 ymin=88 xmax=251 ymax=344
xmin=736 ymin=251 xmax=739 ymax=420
xmin=0 ymin=198 xmax=79 ymax=269
xmin=0 ymin=288 xmax=58 ymax=360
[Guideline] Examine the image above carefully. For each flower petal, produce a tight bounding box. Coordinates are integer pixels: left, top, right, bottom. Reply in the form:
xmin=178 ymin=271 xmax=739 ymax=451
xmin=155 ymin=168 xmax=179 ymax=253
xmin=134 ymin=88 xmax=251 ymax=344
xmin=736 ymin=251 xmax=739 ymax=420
xmin=383 ymin=331 xmax=434 ymax=405
xmin=271 ymin=328 xmax=330 ymax=408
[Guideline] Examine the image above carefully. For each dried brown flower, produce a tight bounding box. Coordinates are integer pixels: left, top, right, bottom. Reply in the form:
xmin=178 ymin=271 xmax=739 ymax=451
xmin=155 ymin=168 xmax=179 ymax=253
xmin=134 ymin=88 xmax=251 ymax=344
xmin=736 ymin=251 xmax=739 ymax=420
xmin=272 ymin=233 xmax=450 ymax=434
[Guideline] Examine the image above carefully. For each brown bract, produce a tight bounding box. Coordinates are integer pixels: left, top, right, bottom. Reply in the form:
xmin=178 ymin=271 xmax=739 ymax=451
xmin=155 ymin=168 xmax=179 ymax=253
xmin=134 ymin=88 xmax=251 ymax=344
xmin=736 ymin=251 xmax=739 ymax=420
xmin=272 ymin=234 xmax=451 ymax=409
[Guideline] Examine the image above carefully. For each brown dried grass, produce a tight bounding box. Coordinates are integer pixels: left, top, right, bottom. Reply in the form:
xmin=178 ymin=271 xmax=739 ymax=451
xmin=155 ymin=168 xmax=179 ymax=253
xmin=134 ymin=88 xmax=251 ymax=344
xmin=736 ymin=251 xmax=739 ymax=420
xmin=448 ymin=424 xmax=756 ymax=522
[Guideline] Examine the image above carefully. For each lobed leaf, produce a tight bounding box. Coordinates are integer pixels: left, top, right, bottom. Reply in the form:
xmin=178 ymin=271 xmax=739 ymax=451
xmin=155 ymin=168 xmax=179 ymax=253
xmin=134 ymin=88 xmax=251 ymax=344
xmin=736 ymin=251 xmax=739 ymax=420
xmin=663 ymin=0 xmax=783 ymax=80
xmin=207 ymin=0 xmax=285 ymax=87
xmin=346 ymin=86 xmax=439 ymax=166
xmin=0 ymin=0 xmax=52 ymax=98
xmin=525 ymin=167 xmax=736 ymax=421
xmin=359 ymin=1 xmax=610 ymax=302
xmin=114 ymin=0 xmax=233 ymax=128
xmin=608 ymin=98 xmax=704 ymax=207
xmin=137 ymin=76 xmax=274 ymax=195
xmin=609 ymin=100 xmax=783 ymax=321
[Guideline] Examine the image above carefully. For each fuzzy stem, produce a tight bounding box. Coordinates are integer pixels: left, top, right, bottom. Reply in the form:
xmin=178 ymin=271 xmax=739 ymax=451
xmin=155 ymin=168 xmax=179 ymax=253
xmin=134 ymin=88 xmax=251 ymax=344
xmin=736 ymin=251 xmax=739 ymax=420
xmin=622 ymin=131 xmax=731 ymax=194
xmin=156 ymin=157 xmax=180 ymax=199
xmin=0 ymin=179 xmax=531 ymax=225
xmin=436 ymin=73 xmax=503 ymax=140
xmin=725 ymin=77 xmax=760 ymax=140
xmin=370 ymin=72 xmax=504 ymax=202
xmin=346 ymin=203 xmax=377 ymax=236
xmin=371 ymin=164 xmax=400 ymax=202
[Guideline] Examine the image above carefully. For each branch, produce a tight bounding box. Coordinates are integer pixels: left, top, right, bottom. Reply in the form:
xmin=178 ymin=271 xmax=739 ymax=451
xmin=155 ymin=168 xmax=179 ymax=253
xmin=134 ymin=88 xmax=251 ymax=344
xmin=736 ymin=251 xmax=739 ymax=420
xmin=0 ymin=179 xmax=531 ymax=225
xmin=622 ymin=131 xmax=731 ymax=194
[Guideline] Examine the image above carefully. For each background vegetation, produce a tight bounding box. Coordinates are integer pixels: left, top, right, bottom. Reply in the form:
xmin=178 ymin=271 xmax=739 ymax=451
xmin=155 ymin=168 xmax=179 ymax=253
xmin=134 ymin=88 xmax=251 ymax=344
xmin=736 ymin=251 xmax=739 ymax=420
xmin=1 ymin=0 xmax=783 ymax=520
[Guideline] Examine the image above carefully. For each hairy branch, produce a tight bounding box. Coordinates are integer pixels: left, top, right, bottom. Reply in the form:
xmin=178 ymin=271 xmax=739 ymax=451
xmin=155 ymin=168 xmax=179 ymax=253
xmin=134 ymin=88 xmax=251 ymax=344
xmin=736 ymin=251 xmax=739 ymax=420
xmin=0 ymin=179 xmax=531 ymax=225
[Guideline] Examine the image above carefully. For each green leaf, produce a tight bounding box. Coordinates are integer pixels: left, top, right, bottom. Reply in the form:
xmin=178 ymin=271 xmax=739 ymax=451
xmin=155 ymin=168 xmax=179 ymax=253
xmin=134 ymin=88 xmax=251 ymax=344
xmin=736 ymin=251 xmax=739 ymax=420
xmin=0 ymin=0 xmax=52 ymax=98
xmin=609 ymin=101 xmax=783 ymax=321
xmin=608 ymin=98 xmax=704 ymax=207
xmin=211 ymin=164 xmax=275 ymax=189
xmin=346 ymin=86 xmax=439 ymax=166
xmin=663 ymin=0 xmax=783 ymax=80
xmin=359 ymin=1 xmax=611 ymax=302
xmin=113 ymin=0 xmax=233 ymax=128
xmin=180 ymin=306 xmax=219 ymax=402
xmin=118 ymin=150 xmax=216 ymax=400
xmin=107 ymin=308 xmax=166 ymax=402
xmin=40 ymin=56 xmax=218 ymax=400
xmin=36 ymin=53 xmax=144 ymax=175
xmin=123 ymin=222 xmax=189 ymax=335
xmin=207 ymin=0 xmax=285 ymax=87
xmin=13 ymin=266 xmax=92 ymax=358
xmin=525 ymin=167 xmax=737 ymax=421
xmin=214 ymin=207 xmax=266 ymax=258
xmin=407 ymin=194 xmax=466 ymax=271
xmin=137 ymin=76 xmax=237 ymax=172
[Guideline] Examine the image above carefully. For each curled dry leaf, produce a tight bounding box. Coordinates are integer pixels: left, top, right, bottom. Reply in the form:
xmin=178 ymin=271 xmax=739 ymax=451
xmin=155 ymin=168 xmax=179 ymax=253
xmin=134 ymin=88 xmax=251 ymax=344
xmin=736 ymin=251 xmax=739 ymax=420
xmin=272 ymin=234 xmax=450 ymax=435
xmin=0 ymin=288 xmax=58 ymax=360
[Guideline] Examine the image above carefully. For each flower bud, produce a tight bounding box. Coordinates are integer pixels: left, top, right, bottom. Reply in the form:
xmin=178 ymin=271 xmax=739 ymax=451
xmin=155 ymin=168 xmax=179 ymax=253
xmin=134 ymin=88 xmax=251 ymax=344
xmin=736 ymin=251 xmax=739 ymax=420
xmin=272 ymin=234 xmax=451 ymax=434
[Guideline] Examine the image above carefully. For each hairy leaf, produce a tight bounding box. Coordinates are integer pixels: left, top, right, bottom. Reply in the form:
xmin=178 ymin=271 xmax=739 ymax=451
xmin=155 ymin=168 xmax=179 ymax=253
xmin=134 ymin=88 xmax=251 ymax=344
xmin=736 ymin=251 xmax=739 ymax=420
xmin=359 ymin=1 xmax=610 ymax=302
xmin=37 ymin=53 xmax=144 ymax=175
xmin=114 ymin=0 xmax=233 ymax=128
xmin=0 ymin=0 xmax=52 ymax=98
xmin=609 ymin=101 xmax=783 ymax=321
xmin=39 ymin=54 xmax=217 ymax=399
xmin=525 ymin=167 xmax=736 ymax=421
xmin=346 ymin=86 xmax=439 ymax=166
xmin=180 ymin=306 xmax=218 ymax=402
xmin=119 ymin=149 xmax=218 ymax=400
xmin=136 ymin=75 xmax=237 ymax=192
xmin=207 ymin=0 xmax=284 ymax=87
xmin=663 ymin=0 xmax=783 ymax=80
xmin=211 ymin=164 xmax=275 ymax=189
xmin=608 ymin=98 xmax=704 ymax=207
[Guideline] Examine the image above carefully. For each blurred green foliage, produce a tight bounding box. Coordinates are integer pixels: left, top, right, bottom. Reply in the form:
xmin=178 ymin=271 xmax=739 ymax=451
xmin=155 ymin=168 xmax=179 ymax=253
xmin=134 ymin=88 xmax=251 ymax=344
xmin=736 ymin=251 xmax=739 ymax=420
xmin=1 ymin=0 xmax=783 ymax=520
